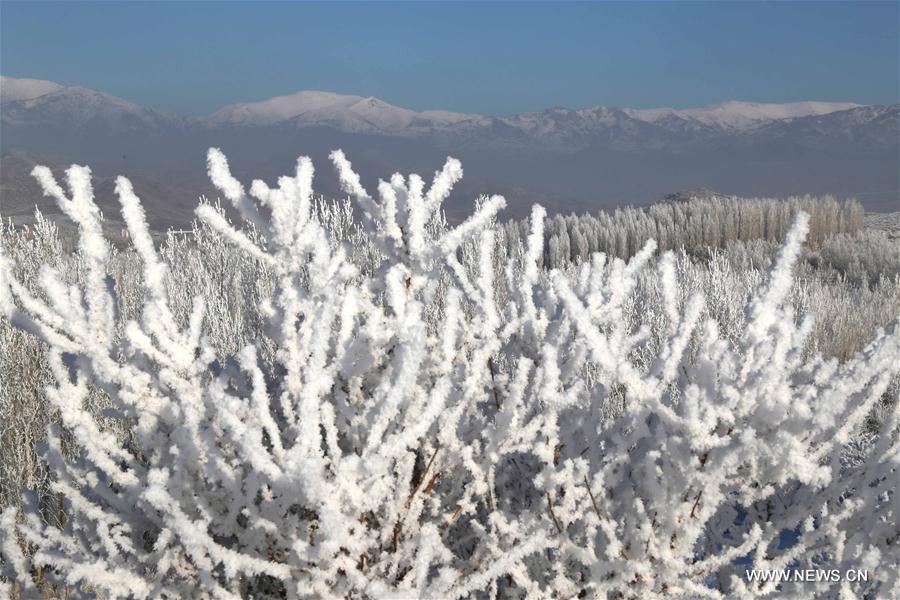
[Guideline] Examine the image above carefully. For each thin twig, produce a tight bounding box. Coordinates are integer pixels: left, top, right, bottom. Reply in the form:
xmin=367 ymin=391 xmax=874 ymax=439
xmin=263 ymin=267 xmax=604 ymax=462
xmin=488 ymin=357 xmax=500 ymax=409
xmin=391 ymin=522 xmax=401 ymax=552
xmin=443 ymin=504 xmax=463 ymax=530
xmin=404 ymin=446 xmax=439 ymax=508
xmin=546 ymin=492 xmax=563 ymax=534
xmin=690 ymin=489 xmax=703 ymax=519
xmin=423 ymin=472 xmax=439 ymax=495
xmin=584 ymin=475 xmax=603 ymax=521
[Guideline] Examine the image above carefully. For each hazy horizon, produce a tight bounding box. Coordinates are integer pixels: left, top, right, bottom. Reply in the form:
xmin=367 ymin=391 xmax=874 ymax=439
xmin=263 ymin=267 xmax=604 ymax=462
xmin=2 ymin=1 xmax=897 ymax=116
xmin=2 ymin=2 xmax=897 ymax=219
xmin=2 ymin=74 xmax=886 ymax=119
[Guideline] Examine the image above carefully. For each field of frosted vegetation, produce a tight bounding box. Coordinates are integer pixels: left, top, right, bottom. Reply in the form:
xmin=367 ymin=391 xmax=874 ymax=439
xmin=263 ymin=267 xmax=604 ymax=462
xmin=0 ymin=150 xmax=898 ymax=598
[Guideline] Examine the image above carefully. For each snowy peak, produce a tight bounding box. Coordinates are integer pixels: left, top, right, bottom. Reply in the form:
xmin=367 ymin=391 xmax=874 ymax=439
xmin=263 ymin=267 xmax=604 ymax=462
xmin=208 ymin=90 xmax=366 ymax=126
xmin=2 ymin=82 xmax=181 ymax=133
xmin=210 ymin=89 xmax=478 ymax=132
xmin=0 ymin=75 xmax=64 ymax=101
xmin=341 ymin=96 xmax=419 ymax=131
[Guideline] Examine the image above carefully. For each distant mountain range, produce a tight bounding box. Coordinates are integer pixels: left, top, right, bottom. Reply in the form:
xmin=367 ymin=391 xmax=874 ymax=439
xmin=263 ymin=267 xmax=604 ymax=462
xmin=2 ymin=76 xmax=883 ymax=151
xmin=2 ymin=75 xmax=897 ymax=228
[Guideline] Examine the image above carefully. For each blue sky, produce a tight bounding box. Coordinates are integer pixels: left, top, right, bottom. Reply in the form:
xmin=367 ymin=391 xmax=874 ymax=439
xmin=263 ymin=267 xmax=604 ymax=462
xmin=2 ymin=1 xmax=897 ymax=116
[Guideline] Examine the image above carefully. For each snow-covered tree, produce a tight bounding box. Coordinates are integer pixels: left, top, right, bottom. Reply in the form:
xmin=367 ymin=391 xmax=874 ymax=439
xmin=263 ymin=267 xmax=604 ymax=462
xmin=516 ymin=194 xmax=864 ymax=266
xmin=0 ymin=150 xmax=897 ymax=598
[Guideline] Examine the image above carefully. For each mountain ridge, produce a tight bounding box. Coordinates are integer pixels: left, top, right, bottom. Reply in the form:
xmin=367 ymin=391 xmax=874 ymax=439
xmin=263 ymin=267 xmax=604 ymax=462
xmin=1 ymin=75 xmax=897 ymax=218
xmin=1 ymin=75 xmax=880 ymax=143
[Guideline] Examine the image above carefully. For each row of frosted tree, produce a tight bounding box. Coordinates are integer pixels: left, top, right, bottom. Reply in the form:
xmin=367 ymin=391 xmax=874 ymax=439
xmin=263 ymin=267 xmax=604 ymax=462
xmin=501 ymin=195 xmax=864 ymax=269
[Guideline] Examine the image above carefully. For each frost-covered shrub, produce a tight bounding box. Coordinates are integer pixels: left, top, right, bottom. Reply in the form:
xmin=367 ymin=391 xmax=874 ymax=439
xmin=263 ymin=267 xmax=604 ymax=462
xmin=1 ymin=150 xmax=898 ymax=598
xmin=719 ymin=230 xmax=900 ymax=290
xmin=817 ymin=230 xmax=900 ymax=286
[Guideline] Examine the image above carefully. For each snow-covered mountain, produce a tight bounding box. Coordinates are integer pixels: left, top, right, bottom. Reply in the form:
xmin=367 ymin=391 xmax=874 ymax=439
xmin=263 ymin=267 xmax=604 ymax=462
xmin=1 ymin=75 xmax=889 ymax=149
xmin=623 ymin=100 xmax=862 ymax=131
xmin=1 ymin=78 xmax=184 ymax=135
xmin=211 ymin=90 xmax=369 ymax=126
xmin=439 ymin=100 xmax=888 ymax=151
xmin=1 ymin=76 xmax=897 ymax=216
xmin=0 ymin=75 xmax=64 ymax=102
xmin=207 ymin=91 xmax=873 ymax=149
xmin=746 ymin=103 xmax=900 ymax=149
xmin=210 ymin=90 xmax=479 ymax=133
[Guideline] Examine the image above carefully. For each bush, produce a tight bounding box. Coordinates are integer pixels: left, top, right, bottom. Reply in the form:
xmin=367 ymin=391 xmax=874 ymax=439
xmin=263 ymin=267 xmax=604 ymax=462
xmin=1 ymin=150 xmax=898 ymax=598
